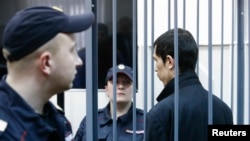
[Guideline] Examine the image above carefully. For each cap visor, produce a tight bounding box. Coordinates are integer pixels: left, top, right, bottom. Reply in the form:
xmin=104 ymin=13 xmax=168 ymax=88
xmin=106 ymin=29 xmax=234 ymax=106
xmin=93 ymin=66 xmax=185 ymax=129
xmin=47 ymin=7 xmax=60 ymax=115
xmin=62 ymin=12 xmax=95 ymax=33
xmin=106 ymin=71 xmax=133 ymax=82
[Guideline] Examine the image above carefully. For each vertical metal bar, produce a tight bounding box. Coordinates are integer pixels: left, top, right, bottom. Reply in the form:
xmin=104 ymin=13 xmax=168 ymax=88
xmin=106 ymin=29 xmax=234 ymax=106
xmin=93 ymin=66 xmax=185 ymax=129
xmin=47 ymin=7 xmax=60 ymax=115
xmin=248 ymin=0 xmax=250 ymax=124
xmin=112 ymin=0 xmax=118 ymax=140
xmin=231 ymin=0 xmax=235 ymax=118
xmin=55 ymin=0 xmax=59 ymax=7
xmin=237 ymin=0 xmax=245 ymax=124
xmin=79 ymin=0 xmax=84 ymax=50
xmin=220 ymin=0 xmax=224 ymax=99
xmin=143 ymin=0 xmax=148 ymax=140
xmin=174 ymin=1 xmax=179 ymax=141
xmin=196 ymin=0 xmax=200 ymax=75
xmin=64 ymin=0 xmax=68 ymax=14
xmin=208 ymin=0 xmax=213 ymax=125
xmin=35 ymin=0 xmax=40 ymax=6
xmin=29 ymin=0 xmax=34 ymax=6
xmin=86 ymin=0 xmax=98 ymax=140
xmin=132 ymin=0 xmax=138 ymax=140
xmin=77 ymin=0 xmax=83 ymax=49
xmin=57 ymin=92 xmax=64 ymax=112
xmin=34 ymin=0 xmax=38 ymax=6
xmin=151 ymin=0 xmax=155 ymax=109
xmin=44 ymin=0 xmax=48 ymax=5
xmin=183 ymin=0 xmax=186 ymax=29
xmin=168 ymin=0 xmax=171 ymax=29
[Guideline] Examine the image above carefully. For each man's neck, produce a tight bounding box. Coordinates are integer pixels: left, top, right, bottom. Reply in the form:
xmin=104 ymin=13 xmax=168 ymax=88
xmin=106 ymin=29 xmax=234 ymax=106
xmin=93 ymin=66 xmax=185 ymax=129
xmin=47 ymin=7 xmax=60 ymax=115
xmin=6 ymin=74 xmax=49 ymax=114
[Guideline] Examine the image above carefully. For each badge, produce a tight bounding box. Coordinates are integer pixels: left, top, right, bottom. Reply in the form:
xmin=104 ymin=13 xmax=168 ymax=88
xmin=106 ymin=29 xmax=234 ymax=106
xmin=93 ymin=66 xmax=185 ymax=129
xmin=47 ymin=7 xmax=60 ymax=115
xmin=125 ymin=129 xmax=144 ymax=134
xmin=52 ymin=6 xmax=63 ymax=12
xmin=65 ymin=133 xmax=73 ymax=141
xmin=0 ymin=119 xmax=7 ymax=132
xmin=118 ymin=64 xmax=125 ymax=70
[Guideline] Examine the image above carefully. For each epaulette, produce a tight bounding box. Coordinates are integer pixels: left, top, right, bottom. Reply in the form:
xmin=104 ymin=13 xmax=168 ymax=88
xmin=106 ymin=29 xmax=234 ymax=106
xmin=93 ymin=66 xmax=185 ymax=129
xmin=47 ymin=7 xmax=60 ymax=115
xmin=0 ymin=119 xmax=7 ymax=132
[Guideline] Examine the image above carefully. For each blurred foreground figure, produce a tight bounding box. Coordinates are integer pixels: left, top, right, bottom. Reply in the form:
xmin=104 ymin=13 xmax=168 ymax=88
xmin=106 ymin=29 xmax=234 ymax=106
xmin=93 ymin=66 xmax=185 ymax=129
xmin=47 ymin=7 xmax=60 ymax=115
xmin=0 ymin=6 xmax=94 ymax=141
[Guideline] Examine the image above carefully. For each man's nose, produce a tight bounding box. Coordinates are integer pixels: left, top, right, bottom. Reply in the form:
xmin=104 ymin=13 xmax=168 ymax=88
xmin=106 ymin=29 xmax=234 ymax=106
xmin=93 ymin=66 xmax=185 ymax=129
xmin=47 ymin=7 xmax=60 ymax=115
xmin=117 ymin=82 xmax=125 ymax=88
xmin=75 ymin=55 xmax=83 ymax=67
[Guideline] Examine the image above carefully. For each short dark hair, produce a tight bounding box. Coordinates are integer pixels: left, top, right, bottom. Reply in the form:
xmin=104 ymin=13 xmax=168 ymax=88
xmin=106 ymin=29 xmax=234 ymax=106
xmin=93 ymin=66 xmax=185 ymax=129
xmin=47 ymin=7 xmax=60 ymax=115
xmin=153 ymin=28 xmax=198 ymax=73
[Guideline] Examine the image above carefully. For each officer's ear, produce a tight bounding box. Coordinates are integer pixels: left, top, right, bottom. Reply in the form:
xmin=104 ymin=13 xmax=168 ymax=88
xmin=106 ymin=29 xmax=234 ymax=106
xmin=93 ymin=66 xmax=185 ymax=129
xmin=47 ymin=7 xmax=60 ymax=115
xmin=105 ymin=82 xmax=109 ymax=97
xmin=39 ymin=51 xmax=52 ymax=76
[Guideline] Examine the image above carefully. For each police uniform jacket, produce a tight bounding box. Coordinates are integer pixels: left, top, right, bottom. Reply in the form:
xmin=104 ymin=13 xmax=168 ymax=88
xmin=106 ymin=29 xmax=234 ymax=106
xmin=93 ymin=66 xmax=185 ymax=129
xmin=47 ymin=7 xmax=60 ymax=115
xmin=75 ymin=103 xmax=144 ymax=141
xmin=146 ymin=70 xmax=233 ymax=141
xmin=0 ymin=77 xmax=73 ymax=141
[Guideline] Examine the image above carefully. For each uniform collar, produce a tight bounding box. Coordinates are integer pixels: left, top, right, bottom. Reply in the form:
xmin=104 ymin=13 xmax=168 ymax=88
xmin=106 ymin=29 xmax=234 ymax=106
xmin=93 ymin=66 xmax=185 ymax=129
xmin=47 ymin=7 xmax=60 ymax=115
xmin=98 ymin=103 xmax=112 ymax=125
xmin=99 ymin=102 xmax=135 ymax=125
xmin=0 ymin=77 xmax=61 ymax=139
xmin=156 ymin=70 xmax=201 ymax=102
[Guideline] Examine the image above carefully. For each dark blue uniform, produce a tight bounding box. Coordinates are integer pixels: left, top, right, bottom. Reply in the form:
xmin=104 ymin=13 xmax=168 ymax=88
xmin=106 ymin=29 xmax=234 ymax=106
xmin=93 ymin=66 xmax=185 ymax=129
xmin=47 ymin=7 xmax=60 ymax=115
xmin=0 ymin=77 xmax=74 ymax=141
xmin=75 ymin=103 xmax=144 ymax=141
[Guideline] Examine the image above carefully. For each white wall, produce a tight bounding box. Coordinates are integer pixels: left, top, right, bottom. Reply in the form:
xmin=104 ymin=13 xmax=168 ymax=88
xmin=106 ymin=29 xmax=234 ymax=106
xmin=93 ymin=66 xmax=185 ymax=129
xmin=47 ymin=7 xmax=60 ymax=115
xmin=137 ymin=0 xmax=234 ymax=46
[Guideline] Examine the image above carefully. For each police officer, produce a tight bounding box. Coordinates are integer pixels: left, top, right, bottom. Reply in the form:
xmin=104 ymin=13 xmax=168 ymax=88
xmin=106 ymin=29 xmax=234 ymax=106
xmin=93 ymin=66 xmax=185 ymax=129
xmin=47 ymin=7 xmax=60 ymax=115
xmin=0 ymin=6 xmax=94 ymax=141
xmin=75 ymin=64 xmax=144 ymax=141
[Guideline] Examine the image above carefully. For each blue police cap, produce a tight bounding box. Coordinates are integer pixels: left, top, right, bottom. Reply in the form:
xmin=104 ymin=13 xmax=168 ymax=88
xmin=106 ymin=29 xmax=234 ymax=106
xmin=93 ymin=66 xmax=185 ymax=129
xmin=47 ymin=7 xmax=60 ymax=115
xmin=106 ymin=64 xmax=133 ymax=82
xmin=2 ymin=6 xmax=95 ymax=61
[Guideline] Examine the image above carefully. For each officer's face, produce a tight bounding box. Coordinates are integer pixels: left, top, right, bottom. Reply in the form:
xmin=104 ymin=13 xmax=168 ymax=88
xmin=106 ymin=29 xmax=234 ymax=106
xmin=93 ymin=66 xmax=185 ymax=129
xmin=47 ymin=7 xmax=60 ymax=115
xmin=105 ymin=73 xmax=133 ymax=103
xmin=49 ymin=33 xmax=82 ymax=91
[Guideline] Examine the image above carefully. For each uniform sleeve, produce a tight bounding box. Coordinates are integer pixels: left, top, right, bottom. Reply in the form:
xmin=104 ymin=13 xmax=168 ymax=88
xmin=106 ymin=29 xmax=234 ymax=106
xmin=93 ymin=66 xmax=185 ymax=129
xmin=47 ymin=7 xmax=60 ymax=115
xmin=74 ymin=117 xmax=87 ymax=141
xmin=145 ymin=110 xmax=169 ymax=141
xmin=0 ymin=101 xmax=10 ymax=140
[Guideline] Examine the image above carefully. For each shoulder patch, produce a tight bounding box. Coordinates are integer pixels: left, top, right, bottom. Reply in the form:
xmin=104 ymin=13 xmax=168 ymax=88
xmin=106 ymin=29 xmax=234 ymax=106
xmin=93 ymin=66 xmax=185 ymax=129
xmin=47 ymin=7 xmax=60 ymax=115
xmin=0 ymin=119 xmax=7 ymax=132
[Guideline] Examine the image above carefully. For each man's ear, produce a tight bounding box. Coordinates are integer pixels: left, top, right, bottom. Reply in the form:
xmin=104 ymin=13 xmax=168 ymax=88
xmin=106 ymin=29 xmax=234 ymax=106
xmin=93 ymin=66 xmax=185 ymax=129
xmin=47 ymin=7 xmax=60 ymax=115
xmin=104 ymin=84 xmax=109 ymax=97
xmin=39 ymin=52 xmax=52 ymax=76
xmin=166 ymin=55 xmax=175 ymax=70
